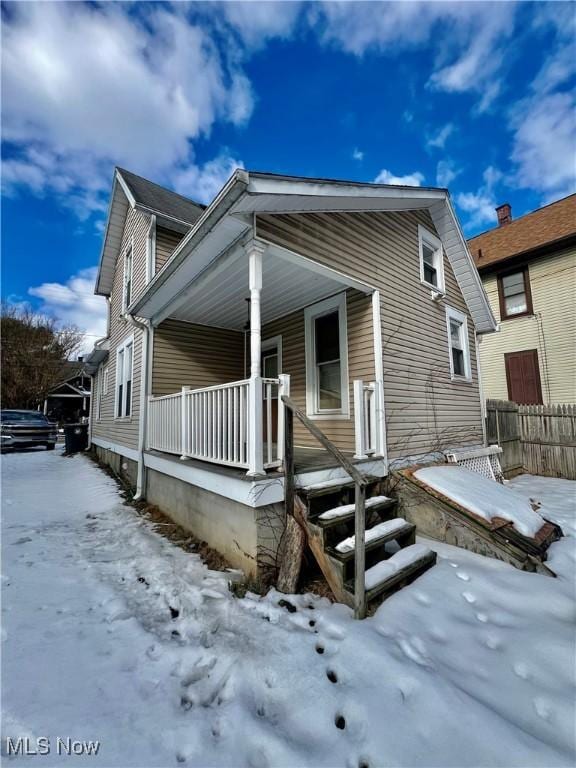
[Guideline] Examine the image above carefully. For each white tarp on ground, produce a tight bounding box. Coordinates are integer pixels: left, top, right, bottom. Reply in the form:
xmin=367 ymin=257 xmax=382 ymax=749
xmin=2 ymin=450 xmax=575 ymax=767
xmin=414 ymin=465 xmax=545 ymax=537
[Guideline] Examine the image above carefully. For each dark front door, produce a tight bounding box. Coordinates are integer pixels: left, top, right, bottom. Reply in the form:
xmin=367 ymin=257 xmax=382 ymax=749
xmin=505 ymin=349 xmax=543 ymax=404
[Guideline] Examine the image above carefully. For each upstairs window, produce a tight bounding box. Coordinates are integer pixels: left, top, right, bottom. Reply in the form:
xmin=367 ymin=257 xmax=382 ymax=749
xmin=497 ymin=267 xmax=532 ymax=320
xmin=305 ymin=293 xmax=349 ymax=417
xmin=145 ymin=215 xmax=156 ymax=285
xmin=418 ymin=225 xmax=445 ymax=292
xmin=446 ymin=306 xmax=471 ymax=381
xmin=115 ymin=338 xmax=133 ymax=418
xmin=122 ymin=243 xmax=133 ymax=312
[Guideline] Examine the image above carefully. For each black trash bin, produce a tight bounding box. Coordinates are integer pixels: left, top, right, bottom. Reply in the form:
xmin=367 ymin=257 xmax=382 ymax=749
xmin=63 ymin=423 xmax=88 ymax=454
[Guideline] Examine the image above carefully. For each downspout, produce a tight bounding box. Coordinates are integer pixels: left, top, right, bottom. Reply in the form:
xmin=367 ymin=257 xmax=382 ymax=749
xmin=127 ymin=315 xmax=151 ymax=500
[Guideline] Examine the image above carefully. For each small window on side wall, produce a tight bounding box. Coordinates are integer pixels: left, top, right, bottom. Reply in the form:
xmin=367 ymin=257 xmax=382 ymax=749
xmin=304 ymin=293 xmax=349 ymax=418
xmin=446 ymin=306 xmax=471 ymax=381
xmin=497 ymin=267 xmax=532 ymax=320
xmin=122 ymin=243 xmax=133 ymax=313
xmin=418 ymin=225 xmax=445 ymax=293
xmin=115 ymin=337 xmax=134 ymax=418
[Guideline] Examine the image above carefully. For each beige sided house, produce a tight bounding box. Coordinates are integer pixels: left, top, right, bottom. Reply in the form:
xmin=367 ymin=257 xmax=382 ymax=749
xmin=87 ymin=168 xmax=500 ymax=611
xmin=469 ymin=195 xmax=576 ymax=405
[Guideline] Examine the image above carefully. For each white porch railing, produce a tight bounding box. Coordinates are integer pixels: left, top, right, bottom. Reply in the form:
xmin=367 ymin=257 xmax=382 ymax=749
xmin=147 ymin=375 xmax=289 ymax=473
xmin=353 ymin=379 xmax=383 ymax=459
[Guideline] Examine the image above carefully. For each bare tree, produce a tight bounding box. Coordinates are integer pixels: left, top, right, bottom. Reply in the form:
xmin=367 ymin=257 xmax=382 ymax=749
xmin=1 ymin=303 xmax=83 ymax=409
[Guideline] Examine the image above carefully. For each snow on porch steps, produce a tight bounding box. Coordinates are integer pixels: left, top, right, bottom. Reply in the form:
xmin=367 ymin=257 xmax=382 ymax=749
xmin=414 ymin=465 xmax=545 ymax=538
xmin=318 ymin=495 xmax=394 ymax=521
xmin=335 ymin=517 xmax=410 ymax=553
xmin=364 ymin=544 xmax=435 ymax=590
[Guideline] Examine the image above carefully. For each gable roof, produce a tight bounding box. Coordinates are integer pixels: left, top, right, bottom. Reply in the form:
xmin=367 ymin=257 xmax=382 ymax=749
xmin=96 ymin=168 xmax=204 ymax=296
xmin=129 ymin=170 xmax=497 ymax=334
xmin=468 ymin=194 xmax=576 ymax=271
xmin=116 ymin=167 xmax=205 ymax=226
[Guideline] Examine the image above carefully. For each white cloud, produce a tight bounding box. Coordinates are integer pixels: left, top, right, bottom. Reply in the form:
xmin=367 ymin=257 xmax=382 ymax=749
xmin=427 ymin=123 xmax=454 ymax=150
xmin=315 ymin=2 xmax=515 ymax=110
xmin=510 ymin=92 xmax=576 ymax=202
xmin=219 ymin=1 xmax=302 ymax=49
xmin=436 ymin=160 xmax=460 ymax=188
xmin=173 ymin=154 xmax=244 ymax=205
xmin=456 ymin=166 xmax=502 ymax=230
xmin=28 ymin=267 xmax=108 ymax=353
xmin=1 ymin=3 xmax=252 ymax=215
xmin=352 ymin=148 xmax=364 ymax=161
xmin=374 ymin=169 xmax=424 ymax=187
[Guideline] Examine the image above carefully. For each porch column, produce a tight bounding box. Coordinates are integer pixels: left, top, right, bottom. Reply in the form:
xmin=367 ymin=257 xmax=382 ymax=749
xmin=246 ymin=239 xmax=266 ymax=477
xmin=43 ymin=399 xmax=48 ymax=415
xmin=372 ymin=290 xmax=388 ymax=464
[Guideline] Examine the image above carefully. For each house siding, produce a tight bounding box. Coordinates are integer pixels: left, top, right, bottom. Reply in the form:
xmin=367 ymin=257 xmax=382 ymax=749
xmin=257 ymin=210 xmax=484 ymax=460
xmin=151 ymin=319 xmax=244 ymax=396
xmin=479 ymin=246 xmax=576 ymax=403
xmin=92 ymin=206 xmax=150 ymax=451
xmin=156 ymin=226 xmax=185 ymax=273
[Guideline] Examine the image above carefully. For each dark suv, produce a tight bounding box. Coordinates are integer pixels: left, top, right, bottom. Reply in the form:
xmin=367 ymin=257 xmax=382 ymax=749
xmin=1 ymin=410 xmax=58 ymax=451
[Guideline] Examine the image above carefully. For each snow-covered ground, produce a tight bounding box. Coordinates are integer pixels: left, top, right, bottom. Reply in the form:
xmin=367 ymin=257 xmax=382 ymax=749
xmin=2 ymin=449 xmax=575 ymax=767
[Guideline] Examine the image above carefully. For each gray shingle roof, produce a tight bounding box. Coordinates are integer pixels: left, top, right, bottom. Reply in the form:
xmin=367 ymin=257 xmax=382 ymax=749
xmin=116 ymin=167 xmax=205 ymax=225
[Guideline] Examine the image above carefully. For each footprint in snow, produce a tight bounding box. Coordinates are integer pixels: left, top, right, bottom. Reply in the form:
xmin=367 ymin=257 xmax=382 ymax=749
xmin=533 ymin=697 xmax=553 ymax=721
xmin=513 ymin=661 xmax=530 ymax=680
xmin=456 ymin=571 xmax=470 ymax=581
xmin=462 ymin=591 xmax=476 ymax=604
xmin=484 ymin=634 xmax=502 ymax=650
xmin=326 ymin=668 xmax=338 ymax=684
xmin=414 ymin=591 xmax=431 ymax=605
xmin=475 ymin=612 xmax=489 ymax=623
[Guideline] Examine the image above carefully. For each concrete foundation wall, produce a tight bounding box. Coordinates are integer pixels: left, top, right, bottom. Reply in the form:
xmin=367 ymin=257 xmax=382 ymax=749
xmin=93 ymin=445 xmax=138 ymax=490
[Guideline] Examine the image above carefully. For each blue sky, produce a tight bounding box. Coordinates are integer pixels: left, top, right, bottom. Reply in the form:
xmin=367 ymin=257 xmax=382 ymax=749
xmin=2 ymin=1 xmax=575 ymax=346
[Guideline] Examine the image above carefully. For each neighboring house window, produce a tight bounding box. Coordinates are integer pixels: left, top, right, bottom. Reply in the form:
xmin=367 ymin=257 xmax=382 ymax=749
xmin=305 ymin=293 xmax=349 ymax=417
xmin=418 ymin=225 xmax=445 ymax=292
xmin=446 ymin=306 xmax=471 ymax=380
xmin=122 ymin=243 xmax=133 ymax=312
xmin=145 ymin=215 xmax=156 ymax=285
xmin=497 ymin=267 xmax=532 ymax=320
xmin=115 ymin=338 xmax=133 ymax=418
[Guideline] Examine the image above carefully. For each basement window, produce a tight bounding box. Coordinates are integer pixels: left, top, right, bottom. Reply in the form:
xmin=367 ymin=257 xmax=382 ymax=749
xmin=418 ymin=225 xmax=445 ymax=292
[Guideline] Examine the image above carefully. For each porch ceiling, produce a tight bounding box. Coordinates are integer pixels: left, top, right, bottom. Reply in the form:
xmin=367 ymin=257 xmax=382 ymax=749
xmin=166 ymin=245 xmax=366 ymax=330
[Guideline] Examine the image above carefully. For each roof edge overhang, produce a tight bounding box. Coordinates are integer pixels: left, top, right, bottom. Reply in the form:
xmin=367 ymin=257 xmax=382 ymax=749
xmin=476 ymin=233 xmax=576 ymax=276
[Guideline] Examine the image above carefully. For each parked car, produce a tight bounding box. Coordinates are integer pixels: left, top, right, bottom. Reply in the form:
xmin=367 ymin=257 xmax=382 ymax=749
xmin=0 ymin=410 xmax=58 ymax=451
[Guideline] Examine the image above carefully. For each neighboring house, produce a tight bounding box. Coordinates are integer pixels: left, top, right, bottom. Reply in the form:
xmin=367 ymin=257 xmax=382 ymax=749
xmin=86 ymin=168 xmax=496 ymax=585
xmin=469 ymin=195 xmax=576 ymax=405
xmin=43 ymin=362 xmax=91 ymax=424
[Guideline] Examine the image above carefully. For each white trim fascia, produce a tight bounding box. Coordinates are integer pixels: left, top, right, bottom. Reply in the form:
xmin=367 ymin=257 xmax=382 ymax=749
xmin=143 ymin=451 xmax=284 ymax=507
xmin=418 ymin=224 xmax=445 ymax=293
xmin=92 ymin=436 xmax=139 ymax=463
xmin=443 ymin=196 xmax=497 ymax=332
xmin=115 ymin=170 xmax=137 ymax=208
xmin=260 ymin=238 xmax=375 ymax=295
xmin=304 ymin=292 xmax=350 ymax=419
xmin=371 ymin=290 xmax=388 ymax=465
xmin=134 ymin=203 xmax=194 ymax=230
xmin=446 ymin=305 xmax=472 ymax=382
xmin=246 ymin=174 xmax=447 ymax=201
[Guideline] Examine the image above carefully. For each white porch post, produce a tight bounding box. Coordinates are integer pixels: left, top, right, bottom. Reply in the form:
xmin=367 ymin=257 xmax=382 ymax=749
xmin=247 ymin=239 xmax=266 ymax=477
xmin=180 ymin=386 xmax=190 ymax=460
xmin=277 ymin=373 xmax=291 ymax=463
xmin=372 ymin=290 xmax=388 ymax=464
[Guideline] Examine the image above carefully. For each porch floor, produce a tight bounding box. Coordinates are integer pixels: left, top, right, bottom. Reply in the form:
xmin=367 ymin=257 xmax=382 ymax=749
xmin=145 ymin=446 xmax=360 ymax=481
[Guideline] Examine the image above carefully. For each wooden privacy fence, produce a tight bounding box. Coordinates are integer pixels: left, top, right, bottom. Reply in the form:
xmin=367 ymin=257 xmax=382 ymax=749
xmin=486 ymin=400 xmax=576 ymax=480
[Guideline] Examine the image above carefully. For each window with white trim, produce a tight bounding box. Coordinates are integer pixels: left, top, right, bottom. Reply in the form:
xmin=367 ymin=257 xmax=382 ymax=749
xmin=446 ymin=306 xmax=471 ymax=380
xmin=122 ymin=243 xmax=133 ymax=312
xmin=115 ymin=338 xmax=133 ymax=418
xmin=96 ymin=366 xmax=108 ymax=420
xmin=305 ymin=294 xmax=349 ymax=417
xmin=418 ymin=225 xmax=445 ymax=292
xmin=145 ymin=215 xmax=156 ymax=284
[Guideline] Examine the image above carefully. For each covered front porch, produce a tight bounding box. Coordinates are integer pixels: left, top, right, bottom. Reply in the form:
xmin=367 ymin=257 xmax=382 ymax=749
xmin=136 ymin=234 xmax=388 ymax=480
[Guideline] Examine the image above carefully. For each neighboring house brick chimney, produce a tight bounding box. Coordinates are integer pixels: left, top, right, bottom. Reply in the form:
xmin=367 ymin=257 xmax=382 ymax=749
xmin=496 ymin=203 xmax=512 ymax=227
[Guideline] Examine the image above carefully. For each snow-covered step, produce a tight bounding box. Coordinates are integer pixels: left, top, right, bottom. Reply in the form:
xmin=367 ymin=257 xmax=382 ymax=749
xmin=297 ymin=475 xmax=379 ymax=498
xmin=359 ymin=544 xmax=437 ymax=600
xmin=330 ymin=518 xmax=415 ymax=562
xmin=316 ymin=495 xmax=396 ymax=527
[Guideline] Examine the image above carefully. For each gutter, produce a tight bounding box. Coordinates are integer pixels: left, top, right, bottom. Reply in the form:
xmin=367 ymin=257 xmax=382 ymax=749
xmin=129 ymin=169 xmax=250 ymax=318
xmin=126 ymin=315 xmax=152 ymax=500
